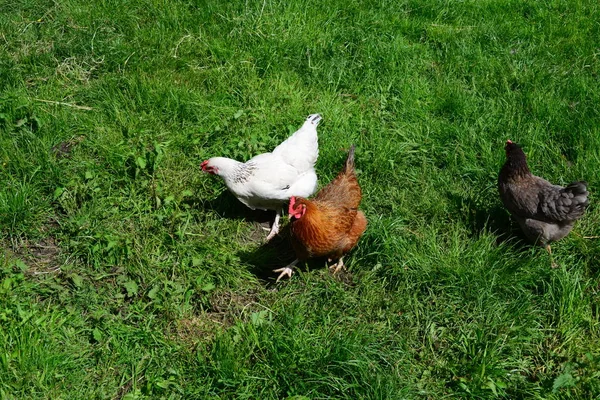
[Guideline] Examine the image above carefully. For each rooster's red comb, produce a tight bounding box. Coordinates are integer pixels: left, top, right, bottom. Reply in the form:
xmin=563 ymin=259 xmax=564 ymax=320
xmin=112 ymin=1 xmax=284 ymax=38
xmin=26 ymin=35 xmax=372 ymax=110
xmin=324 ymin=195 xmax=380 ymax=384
xmin=288 ymin=196 xmax=297 ymax=214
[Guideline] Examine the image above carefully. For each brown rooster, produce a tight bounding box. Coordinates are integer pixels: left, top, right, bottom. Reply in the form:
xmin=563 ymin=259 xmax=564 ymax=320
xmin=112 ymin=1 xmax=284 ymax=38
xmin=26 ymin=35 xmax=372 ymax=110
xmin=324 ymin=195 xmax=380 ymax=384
xmin=498 ymin=140 xmax=589 ymax=265
xmin=274 ymin=145 xmax=367 ymax=281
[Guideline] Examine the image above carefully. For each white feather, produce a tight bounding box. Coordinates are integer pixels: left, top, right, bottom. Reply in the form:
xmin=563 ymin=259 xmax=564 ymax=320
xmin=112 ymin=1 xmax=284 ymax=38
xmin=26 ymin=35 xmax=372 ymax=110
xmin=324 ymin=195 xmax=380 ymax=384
xmin=203 ymin=114 xmax=321 ymax=212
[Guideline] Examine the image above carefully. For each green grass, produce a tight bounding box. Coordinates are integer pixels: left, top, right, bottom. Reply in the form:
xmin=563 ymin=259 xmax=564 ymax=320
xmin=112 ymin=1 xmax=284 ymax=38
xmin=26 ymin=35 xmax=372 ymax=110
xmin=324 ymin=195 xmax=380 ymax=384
xmin=1 ymin=0 xmax=600 ymax=398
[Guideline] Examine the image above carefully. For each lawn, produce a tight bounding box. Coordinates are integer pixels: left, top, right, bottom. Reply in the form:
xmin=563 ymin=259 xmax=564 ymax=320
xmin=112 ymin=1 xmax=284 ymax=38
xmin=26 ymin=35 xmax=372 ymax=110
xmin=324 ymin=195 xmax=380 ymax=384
xmin=1 ymin=0 xmax=599 ymax=398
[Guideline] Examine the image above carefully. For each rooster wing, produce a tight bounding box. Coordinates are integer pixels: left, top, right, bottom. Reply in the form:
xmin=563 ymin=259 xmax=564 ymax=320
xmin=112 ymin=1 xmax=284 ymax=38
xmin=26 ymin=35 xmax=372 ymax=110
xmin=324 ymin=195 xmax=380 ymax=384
xmin=290 ymin=202 xmax=359 ymax=259
xmin=340 ymin=210 xmax=368 ymax=255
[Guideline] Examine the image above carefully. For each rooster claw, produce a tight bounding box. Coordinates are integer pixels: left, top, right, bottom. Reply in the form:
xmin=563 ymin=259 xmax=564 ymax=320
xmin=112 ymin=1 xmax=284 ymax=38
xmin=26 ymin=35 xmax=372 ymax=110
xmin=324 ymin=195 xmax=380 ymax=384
xmin=273 ymin=267 xmax=294 ymax=282
xmin=266 ymin=227 xmax=279 ymax=241
xmin=274 ymin=259 xmax=299 ymax=282
xmin=329 ymin=257 xmax=345 ymax=274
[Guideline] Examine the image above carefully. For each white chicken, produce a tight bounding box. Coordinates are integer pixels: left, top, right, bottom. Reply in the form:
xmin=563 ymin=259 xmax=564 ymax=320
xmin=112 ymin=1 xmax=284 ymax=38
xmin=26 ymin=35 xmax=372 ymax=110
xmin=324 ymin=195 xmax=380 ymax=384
xmin=201 ymin=114 xmax=321 ymax=240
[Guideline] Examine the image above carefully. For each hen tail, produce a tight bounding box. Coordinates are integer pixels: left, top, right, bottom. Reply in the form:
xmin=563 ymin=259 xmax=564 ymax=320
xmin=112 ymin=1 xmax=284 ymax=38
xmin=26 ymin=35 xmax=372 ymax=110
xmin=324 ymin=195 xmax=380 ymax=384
xmin=271 ymin=113 xmax=321 ymax=171
xmin=313 ymin=144 xmax=361 ymax=207
xmin=306 ymin=113 xmax=322 ymax=126
xmin=538 ymin=180 xmax=589 ymax=222
xmin=565 ymin=181 xmax=589 ymax=212
xmin=343 ymin=145 xmax=356 ymax=174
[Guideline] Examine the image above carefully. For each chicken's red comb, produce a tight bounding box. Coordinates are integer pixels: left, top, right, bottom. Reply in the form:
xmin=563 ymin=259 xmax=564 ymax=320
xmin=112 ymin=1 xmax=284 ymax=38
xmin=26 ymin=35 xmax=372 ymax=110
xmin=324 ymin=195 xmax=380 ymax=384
xmin=200 ymin=160 xmax=209 ymax=170
xmin=288 ymin=196 xmax=296 ymax=214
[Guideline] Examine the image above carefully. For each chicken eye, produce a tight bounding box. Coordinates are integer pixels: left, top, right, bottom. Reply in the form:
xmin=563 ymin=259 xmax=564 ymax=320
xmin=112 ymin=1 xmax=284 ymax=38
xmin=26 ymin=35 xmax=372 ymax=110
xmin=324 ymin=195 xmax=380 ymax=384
xmin=300 ymin=204 xmax=307 ymax=216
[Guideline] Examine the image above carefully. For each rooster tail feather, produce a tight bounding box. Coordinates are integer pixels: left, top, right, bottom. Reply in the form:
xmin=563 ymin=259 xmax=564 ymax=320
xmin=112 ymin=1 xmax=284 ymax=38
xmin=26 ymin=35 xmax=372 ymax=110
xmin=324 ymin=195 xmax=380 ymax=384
xmin=344 ymin=145 xmax=356 ymax=173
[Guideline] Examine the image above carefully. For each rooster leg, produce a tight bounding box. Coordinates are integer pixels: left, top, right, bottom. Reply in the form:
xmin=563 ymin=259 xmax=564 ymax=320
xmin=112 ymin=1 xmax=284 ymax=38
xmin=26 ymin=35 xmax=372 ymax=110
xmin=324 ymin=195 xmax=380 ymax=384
xmin=273 ymin=259 xmax=299 ymax=282
xmin=329 ymin=257 xmax=345 ymax=274
xmin=546 ymin=244 xmax=559 ymax=269
xmin=266 ymin=209 xmax=282 ymax=241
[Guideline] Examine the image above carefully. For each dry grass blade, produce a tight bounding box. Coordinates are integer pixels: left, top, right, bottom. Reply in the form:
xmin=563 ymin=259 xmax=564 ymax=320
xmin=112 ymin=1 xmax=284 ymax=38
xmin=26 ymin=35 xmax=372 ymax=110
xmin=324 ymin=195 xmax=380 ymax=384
xmin=33 ymin=98 xmax=93 ymax=110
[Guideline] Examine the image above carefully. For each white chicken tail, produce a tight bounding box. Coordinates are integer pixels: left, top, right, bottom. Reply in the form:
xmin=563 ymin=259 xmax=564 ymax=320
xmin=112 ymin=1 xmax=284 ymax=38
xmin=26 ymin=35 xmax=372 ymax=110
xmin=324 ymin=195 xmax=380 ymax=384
xmin=271 ymin=113 xmax=321 ymax=171
xmin=305 ymin=113 xmax=322 ymax=126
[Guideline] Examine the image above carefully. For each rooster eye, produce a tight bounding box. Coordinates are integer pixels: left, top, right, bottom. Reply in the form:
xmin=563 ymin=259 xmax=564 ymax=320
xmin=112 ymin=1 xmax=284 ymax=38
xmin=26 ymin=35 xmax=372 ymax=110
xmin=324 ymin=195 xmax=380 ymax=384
xmin=300 ymin=204 xmax=307 ymax=217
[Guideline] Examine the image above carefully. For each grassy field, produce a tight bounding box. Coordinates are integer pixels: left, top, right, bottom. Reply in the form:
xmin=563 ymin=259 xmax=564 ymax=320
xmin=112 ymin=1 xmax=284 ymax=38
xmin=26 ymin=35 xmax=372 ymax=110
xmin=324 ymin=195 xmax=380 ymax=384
xmin=1 ymin=0 xmax=600 ymax=398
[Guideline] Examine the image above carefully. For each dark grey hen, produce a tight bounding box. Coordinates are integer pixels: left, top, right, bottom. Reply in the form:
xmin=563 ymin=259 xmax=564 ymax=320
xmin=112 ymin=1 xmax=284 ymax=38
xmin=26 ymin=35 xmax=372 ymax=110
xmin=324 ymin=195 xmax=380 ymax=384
xmin=498 ymin=140 xmax=589 ymax=265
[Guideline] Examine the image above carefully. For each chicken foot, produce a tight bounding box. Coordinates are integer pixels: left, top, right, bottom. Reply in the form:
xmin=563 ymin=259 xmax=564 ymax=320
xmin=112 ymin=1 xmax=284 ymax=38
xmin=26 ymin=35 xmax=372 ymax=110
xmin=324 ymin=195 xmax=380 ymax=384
xmin=329 ymin=257 xmax=345 ymax=274
xmin=545 ymin=244 xmax=559 ymax=269
xmin=265 ymin=208 xmax=282 ymax=241
xmin=274 ymin=259 xmax=299 ymax=282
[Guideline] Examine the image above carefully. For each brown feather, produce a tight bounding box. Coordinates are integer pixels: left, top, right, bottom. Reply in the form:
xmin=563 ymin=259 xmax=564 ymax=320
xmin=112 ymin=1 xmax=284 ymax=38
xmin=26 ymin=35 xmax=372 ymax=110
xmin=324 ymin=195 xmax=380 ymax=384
xmin=289 ymin=145 xmax=367 ymax=263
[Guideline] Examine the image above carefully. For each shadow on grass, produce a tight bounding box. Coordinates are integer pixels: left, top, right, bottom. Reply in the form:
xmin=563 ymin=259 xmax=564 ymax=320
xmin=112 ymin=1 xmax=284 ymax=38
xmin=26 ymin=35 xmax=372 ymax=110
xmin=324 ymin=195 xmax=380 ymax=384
xmin=198 ymin=192 xmax=347 ymax=283
xmin=198 ymin=190 xmax=275 ymax=225
xmin=236 ymin=224 xmax=352 ymax=284
xmin=444 ymin=191 xmax=552 ymax=277
xmin=446 ymin=191 xmax=535 ymax=248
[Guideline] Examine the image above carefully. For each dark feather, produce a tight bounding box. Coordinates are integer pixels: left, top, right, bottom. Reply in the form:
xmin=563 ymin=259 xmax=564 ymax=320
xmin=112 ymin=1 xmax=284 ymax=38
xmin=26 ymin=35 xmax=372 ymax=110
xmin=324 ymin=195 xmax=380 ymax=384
xmin=498 ymin=142 xmax=589 ymax=245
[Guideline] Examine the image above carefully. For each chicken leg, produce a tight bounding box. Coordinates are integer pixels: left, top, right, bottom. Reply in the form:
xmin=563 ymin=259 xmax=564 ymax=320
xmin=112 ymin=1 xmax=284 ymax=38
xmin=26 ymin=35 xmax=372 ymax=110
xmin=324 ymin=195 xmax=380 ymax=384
xmin=273 ymin=259 xmax=299 ymax=282
xmin=546 ymin=244 xmax=559 ymax=269
xmin=329 ymin=257 xmax=345 ymax=274
xmin=265 ymin=208 xmax=282 ymax=241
